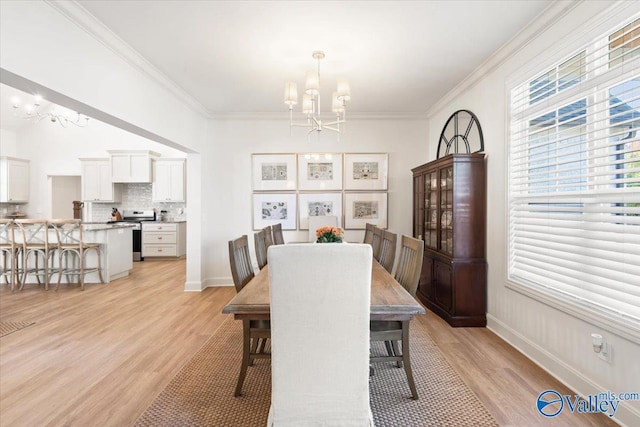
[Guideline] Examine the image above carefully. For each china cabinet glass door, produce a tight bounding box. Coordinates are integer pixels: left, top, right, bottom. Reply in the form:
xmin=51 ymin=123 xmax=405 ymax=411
xmin=424 ymin=172 xmax=438 ymax=249
xmin=439 ymin=167 xmax=453 ymax=255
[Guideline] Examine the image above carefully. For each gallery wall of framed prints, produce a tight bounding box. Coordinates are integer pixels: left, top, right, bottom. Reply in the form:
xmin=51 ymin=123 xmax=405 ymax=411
xmin=251 ymin=152 xmax=389 ymax=230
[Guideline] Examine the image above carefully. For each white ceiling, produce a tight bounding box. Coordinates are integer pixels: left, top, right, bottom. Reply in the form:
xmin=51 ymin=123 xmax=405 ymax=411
xmin=69 ymin=0 xmax=553 ymax=117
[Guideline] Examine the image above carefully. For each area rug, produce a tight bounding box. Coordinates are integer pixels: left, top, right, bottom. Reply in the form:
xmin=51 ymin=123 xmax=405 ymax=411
xmin=0 ymin=321 xmax=35 ymax=337
xmin=135 ymin=317 xmax=497 ymax=427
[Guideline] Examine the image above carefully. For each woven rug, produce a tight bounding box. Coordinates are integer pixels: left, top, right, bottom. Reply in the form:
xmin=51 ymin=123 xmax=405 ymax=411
xmin=136 ymin=317 xmax=497 ymax=427
xmin=0 ymin=321 xmax=35 ymax=337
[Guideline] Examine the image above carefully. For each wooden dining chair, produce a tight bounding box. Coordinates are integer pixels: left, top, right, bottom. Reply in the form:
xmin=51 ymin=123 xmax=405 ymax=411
xmin=363 ymin=222 xmax=375 ymax=245
xmin=371 ymin=226 xmax=384 ymax=262
xmin=263 ymin=225 xmax=274 ymax=249
xmin=254 ymin=229 xmax=269 ymax=270
xmin=267 ymin=243 xmax=374 ymax=426
xmin=272 ymin=222 xmax=285 ymax=245
xmin=370 ymin=234 xmax=424 ymax=400
xmin=228 ymin=235 xmax=270 ymax=397
xmin=378 ymin=230 xmax=397 ymax=274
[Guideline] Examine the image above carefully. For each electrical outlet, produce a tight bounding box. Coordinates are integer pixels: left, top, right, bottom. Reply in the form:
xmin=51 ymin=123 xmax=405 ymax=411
xmin=591 ymin=333 xmax=612 ymax=363
xmin=599 ymin=343 xmax=612 ymax=363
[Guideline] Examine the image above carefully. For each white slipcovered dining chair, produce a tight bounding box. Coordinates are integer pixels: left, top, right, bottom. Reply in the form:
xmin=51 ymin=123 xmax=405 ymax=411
xmin=308 ymin=215 xmax=339 ymax=242
xmin=267 ymin=243 xmax=374 ymax=427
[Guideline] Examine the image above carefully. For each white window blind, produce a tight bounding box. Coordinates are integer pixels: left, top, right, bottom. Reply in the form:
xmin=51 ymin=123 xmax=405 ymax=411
xmin=508 ymin=17 xmax=640 ymax=329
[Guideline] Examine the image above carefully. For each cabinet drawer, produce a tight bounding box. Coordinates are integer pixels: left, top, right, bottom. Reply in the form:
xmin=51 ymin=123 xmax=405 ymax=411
xmin=143 ymin=232 xmax=176 ymax=244
xmin=143 ymin=244 xmax=177 ymax=257
xmin=143 ymin=223 xmax=177 ymax=232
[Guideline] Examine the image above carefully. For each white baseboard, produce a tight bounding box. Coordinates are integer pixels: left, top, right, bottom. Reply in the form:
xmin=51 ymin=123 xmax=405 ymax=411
xmin=183 ymin=278 xmax=234 ymax=291
xmin=184 ymin=281 xmax=203 ymax=292
xmin=487 ymin=314 xmax=640 ymax=427
xmin=203 ymin=277 xmax=234 ymax=288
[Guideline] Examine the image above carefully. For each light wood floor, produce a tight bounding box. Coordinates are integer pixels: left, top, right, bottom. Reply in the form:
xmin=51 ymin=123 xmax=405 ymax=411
xmin=0 ymin=259 xmax=615 ymax=427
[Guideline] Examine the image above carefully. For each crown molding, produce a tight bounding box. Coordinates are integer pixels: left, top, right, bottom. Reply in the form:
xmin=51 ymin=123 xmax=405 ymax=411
xmin=426 ymin=0 xmax=581 ymax=118
xmin=46 ymin=0 xmax=211 ymax=118
xmin=209 ymin=111 xmax=428 ymax=121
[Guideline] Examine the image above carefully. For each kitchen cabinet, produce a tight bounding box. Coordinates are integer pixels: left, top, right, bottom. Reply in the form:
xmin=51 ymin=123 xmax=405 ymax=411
xmin=142 ymin=222 xmax=186 ymax=258
xmin=80 ymin=158 xmax=122 ymax=203
xmin=152 ymin=159 xmax=186 ymax=202
xmin=412 ymin=153 xmax=487 ymax=327
xmin=108 ymin=150 xmax=159 ymax=183
xmin=0 ymin=157 xmax=30 ymax=203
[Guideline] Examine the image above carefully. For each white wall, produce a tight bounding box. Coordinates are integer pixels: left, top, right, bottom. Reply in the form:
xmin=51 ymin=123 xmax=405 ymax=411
xmin=426 ymin=2 xmax=640 ymax=425
xmin=0 ymin=128 xmax=17 ymax=156
xmin=205 ymin=117 xmax=428 ymax=285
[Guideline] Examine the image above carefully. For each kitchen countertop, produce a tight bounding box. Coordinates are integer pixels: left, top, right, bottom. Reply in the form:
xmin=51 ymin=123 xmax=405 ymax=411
xmin=82 ymin=223 xmax=137 ymax=231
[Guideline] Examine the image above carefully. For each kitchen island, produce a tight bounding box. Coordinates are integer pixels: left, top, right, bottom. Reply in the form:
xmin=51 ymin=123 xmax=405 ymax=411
xmin=81 ymin=223 xmax=135 ymax=283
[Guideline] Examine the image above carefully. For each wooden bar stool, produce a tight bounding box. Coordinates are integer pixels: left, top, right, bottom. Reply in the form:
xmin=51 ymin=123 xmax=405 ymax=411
xmin=48 ymin=219 xmax=104 ymax=290
xmin=0 ymin=219 xmax=18 ymax=291
xmin=13 ymin=219 xmax=52 ymax=290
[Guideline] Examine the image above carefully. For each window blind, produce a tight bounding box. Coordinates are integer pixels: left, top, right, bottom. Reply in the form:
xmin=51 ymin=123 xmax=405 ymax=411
xmin=508 ymin=17 xmax=640 ymax=326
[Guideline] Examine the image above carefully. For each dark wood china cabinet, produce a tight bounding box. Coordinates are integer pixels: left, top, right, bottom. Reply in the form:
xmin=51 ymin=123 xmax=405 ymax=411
xmin=412 ymin=153 xmax=487 ymax=327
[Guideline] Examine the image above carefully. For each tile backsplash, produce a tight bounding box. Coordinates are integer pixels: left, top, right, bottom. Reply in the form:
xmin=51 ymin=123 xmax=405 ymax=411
xmin=90 ymin=183 xmax=186 ymax=222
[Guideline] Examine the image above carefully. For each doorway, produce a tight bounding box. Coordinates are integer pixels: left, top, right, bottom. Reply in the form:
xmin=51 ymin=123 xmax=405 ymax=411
xmin=49 ymin=175 xmax=81 ymax=219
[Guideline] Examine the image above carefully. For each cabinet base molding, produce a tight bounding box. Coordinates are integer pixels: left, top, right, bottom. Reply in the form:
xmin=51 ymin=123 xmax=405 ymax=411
xmin=418 ymin=294 xmax=487 ymax=327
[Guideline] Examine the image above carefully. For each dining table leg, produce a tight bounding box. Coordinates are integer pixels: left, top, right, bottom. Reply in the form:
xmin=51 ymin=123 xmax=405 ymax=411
xmin=234 ymin=320 xmax=251 ymax=397
xmin=402 ymin=320 xmax=419 ymax=400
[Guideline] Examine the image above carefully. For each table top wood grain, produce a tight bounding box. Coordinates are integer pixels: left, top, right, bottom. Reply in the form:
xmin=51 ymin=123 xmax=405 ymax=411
xmin=222 ymin=261 xmax=425 ymax=321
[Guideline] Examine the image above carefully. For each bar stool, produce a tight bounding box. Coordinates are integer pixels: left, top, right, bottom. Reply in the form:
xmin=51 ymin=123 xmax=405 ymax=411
xmin=14 ymin=219 xmax=52 ymax=290
xmin=48 ymin=219 xmax=104 ymax=290
xmin=0 ymin=219 xmax=18 ymax=291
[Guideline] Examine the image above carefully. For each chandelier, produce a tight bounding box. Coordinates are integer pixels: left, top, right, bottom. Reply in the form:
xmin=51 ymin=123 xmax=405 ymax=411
xmin=284 ymin=51 xmax=350 ymax=134
xmin=11 ymin=95 xmax=89 ymax=128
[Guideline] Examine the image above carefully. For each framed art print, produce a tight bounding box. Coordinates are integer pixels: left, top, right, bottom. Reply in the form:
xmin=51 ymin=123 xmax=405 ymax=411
xmin=298 ymin=153 xmax=343 ymax=191
xmin=253 ymin=193 xmax=297 ymax=230
xmin=298 ymin=192 xmax=343 ymax=230
xmin=344 ymin=153 xmax=388 ymax=190
xmin=344 ymin=192 xmax=388 ymax=229
xmin=252 ymin=153 xmax=297 ymax=191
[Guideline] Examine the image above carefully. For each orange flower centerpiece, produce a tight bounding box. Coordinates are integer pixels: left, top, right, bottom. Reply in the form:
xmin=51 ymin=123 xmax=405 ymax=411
xmin=315 ymin=225 xmax=344 ymax=243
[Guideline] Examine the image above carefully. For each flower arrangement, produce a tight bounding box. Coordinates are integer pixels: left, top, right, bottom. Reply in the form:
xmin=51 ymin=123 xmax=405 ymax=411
xmin=315 ymin=225 xmax=344 ymax=243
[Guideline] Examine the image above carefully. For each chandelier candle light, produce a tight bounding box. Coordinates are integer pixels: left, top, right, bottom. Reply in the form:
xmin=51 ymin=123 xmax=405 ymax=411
xmin=11 ymin=95 xmax=89 ymax=128
xmin=284 ymin=51 xmax=350 ymax=135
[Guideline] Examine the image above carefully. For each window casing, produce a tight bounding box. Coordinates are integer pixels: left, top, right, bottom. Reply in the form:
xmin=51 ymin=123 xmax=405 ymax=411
xmin=508 ymin=17 xmax=640 ymax=340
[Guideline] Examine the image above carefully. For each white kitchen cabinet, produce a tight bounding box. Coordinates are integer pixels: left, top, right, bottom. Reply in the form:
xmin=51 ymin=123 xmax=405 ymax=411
xmin=142 ymin=222 xmax=186 ymax=258
xmin=108 ymin=150 xmax=159 ymax=183
xmin=80 ymin=158 xmax=122 ymax=202
xmin=0 ymin=157 xmax=30 ymax=203
xmin=152 ymin=159 xmax=186 ymax=202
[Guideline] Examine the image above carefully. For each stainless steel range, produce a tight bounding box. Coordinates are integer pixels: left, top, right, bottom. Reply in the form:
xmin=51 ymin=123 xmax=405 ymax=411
xmin=111 ymin=209 xmax=156 ymax=261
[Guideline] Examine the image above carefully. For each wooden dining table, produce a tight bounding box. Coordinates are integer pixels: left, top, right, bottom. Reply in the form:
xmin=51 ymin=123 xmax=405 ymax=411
xmin=222 ymin=260 xmax=426 ymax=399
